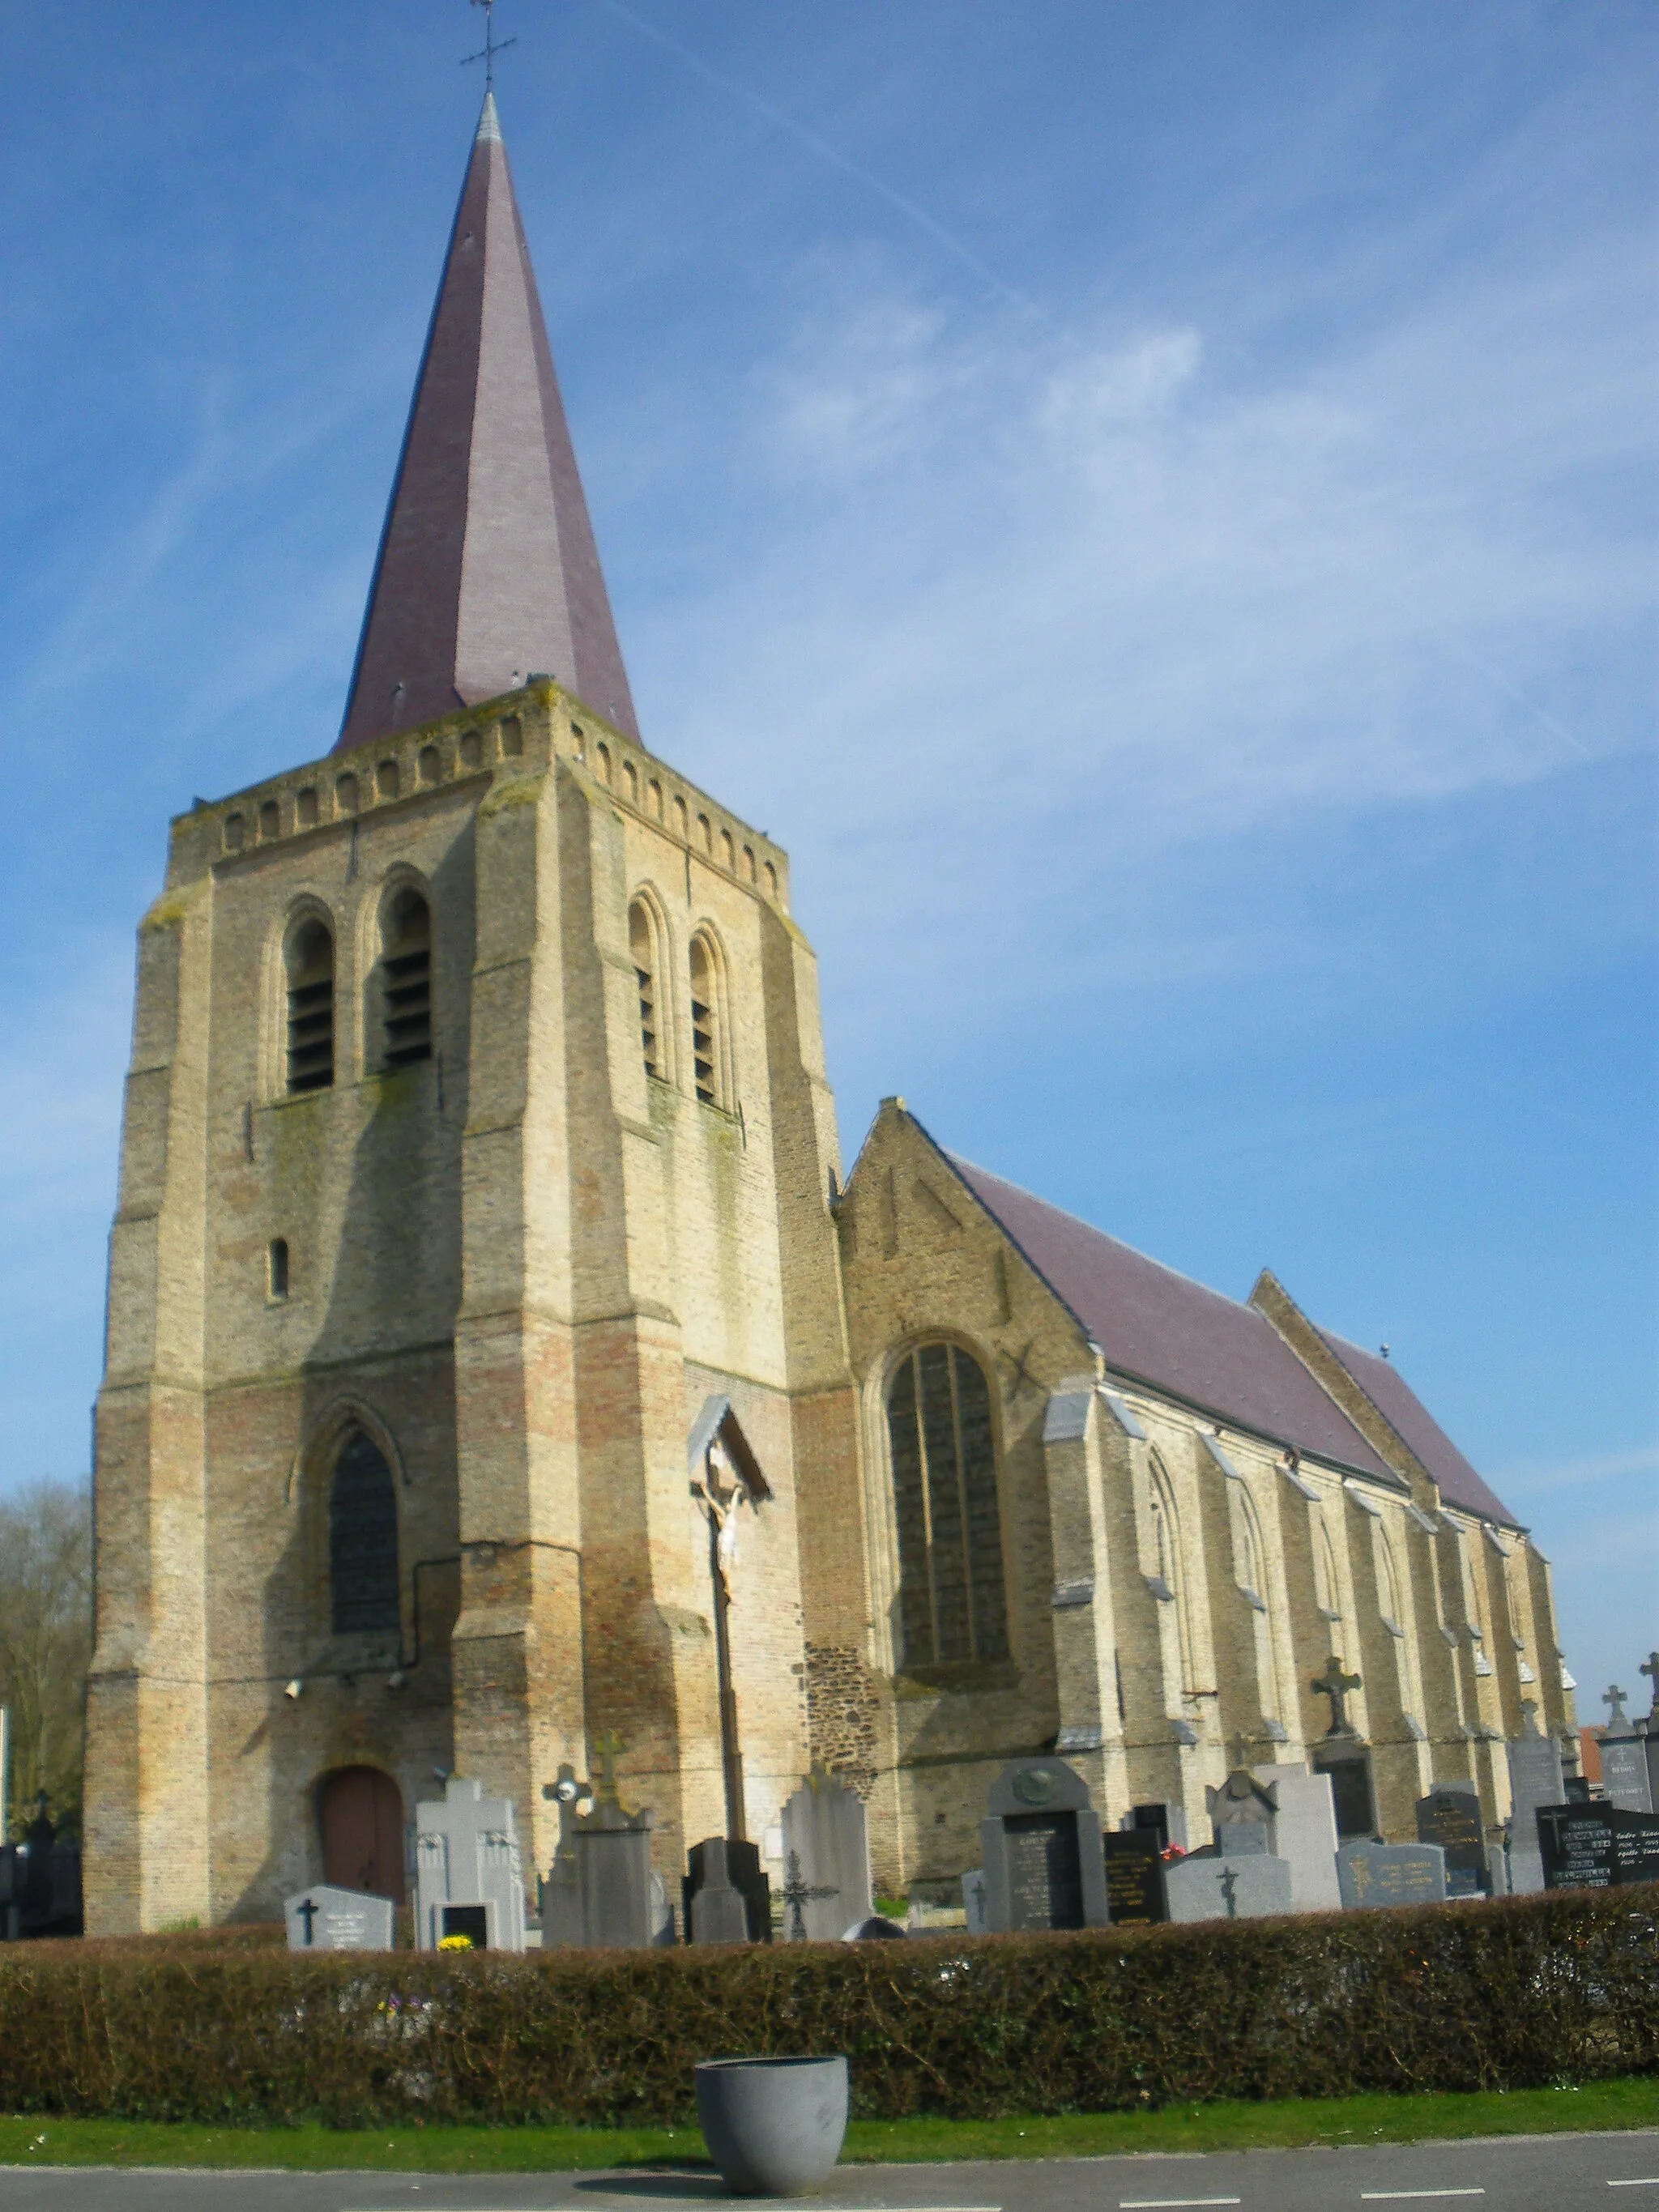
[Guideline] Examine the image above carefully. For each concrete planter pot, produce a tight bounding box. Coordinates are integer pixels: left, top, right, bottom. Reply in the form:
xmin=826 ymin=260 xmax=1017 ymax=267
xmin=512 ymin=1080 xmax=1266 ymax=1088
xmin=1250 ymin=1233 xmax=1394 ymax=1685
xmin=695 ymin=2054 xmax=849 ymax=2196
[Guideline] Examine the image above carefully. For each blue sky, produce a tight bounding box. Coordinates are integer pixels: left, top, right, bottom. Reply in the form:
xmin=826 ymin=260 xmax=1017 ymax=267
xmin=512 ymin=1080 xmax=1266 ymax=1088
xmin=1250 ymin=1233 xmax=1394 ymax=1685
xmin=1 ymin=2 xmax=1653 ymax=1711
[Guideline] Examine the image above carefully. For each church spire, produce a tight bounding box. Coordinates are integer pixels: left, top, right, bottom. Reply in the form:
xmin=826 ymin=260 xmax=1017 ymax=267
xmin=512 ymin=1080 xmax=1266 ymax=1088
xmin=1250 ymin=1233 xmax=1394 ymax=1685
xmin=337 ymin=95 xmax=639 ymax=751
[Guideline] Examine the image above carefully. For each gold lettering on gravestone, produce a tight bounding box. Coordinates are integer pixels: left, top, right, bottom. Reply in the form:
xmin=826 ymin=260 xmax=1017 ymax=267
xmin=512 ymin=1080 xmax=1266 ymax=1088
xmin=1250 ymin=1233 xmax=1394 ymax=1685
xmin=1005 ymin=1813 xmax=1083 ymax=1930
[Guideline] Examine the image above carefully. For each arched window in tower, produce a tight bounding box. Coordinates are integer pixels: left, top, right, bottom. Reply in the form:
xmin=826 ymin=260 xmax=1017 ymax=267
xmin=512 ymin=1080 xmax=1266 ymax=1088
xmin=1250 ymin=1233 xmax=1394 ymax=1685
xmin=329 ymin=1429 xmax=400 ymax=1636
xmin=689 ymin=933 xmax=728 ymax=1108
xmin=629 ymin=899 xmax=662 ymax=1079
xmin=380 ymin=887 xmax=432 ymax=1068
xmin=885 ymin=1342 xmax=1009 ymax=1669
xmin=285 ymin=918 xmax=335 ymax=1093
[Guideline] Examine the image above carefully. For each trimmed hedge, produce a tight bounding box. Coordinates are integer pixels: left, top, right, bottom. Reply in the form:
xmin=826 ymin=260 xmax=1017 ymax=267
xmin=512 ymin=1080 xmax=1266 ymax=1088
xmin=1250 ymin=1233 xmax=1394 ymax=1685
xmin=0 ymin=1889 xmax=1654 ymax=2127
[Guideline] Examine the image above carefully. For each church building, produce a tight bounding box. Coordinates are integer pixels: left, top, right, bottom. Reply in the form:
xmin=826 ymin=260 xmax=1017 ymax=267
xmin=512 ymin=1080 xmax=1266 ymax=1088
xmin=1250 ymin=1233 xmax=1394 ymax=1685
xmin=84 ymin=96 xmax=1577 ymax=1932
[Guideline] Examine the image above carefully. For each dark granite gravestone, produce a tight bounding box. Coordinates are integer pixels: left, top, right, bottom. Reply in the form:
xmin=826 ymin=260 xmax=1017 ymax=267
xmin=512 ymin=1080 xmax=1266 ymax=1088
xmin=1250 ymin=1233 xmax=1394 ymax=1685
xmin=0 ymin=1798 xmax=81 ymax=1941
xmin=1128 ymin=1801 xmax=1189 ymax=1852
xmin=981 ymin=1758 xmax=1108 ymax=1933
xmin=1102 ymin=1830 xmax=1168 ymax=1924
xmin=1416 ymin=1784 xmax=1489 ymax=1897
xmin=1537 ymin=1801 xmax=1659 ymax=1890
xmin=1336 ymin=1840 xmax=1448 ymax=1909
xmin=441 ymin=1902 xmax=489 ymax=1948
xmin=1312 ymin=1750 xmax=1376 ymax=1840
xmin=684 ymin=1837 xmax=771 ymax=1945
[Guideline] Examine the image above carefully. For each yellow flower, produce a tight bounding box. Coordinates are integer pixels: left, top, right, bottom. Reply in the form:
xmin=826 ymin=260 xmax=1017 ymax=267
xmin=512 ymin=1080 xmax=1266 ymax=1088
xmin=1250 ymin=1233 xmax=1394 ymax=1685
xmin=437 ymin=1933 xmax=474 ymax=1951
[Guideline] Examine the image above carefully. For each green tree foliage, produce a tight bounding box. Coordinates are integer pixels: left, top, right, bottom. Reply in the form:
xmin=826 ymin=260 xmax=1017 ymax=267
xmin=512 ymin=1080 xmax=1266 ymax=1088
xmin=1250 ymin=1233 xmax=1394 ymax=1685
xmin=0 ymin=1478 xmax=92 ymax=1837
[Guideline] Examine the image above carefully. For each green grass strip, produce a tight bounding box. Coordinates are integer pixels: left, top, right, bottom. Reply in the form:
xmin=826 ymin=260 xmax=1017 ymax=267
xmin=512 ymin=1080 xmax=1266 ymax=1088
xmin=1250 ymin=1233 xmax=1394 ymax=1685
xmin=0 ymin=2078 xmax=1653 ymax=2172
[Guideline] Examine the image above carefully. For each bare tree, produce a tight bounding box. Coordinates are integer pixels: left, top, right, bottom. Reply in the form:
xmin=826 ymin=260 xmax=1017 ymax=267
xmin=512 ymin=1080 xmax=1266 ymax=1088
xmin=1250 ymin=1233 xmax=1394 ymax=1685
xmin=0 ymin=1478 xmax=92 ymax=1837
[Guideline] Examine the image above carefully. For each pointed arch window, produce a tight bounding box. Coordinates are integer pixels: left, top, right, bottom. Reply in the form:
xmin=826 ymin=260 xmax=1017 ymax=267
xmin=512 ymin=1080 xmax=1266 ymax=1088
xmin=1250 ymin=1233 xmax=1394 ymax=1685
xmin=330 ymin=1430 xmax=400 ymax=1636
xmin=886 ymin=1343 xmax=1009 ymax=1669
xmin=629 ymin=898 xmax=663 ymax=1080
xmin=1146 ymin=1449 xmax=1197 ymax=1704
xmin=380 ymin=887 xmax=432 ymax=1068
xmin=689 ymin=932 xmax=729 ymax=1108
xmin=285 ymin=918 xmax=335 ymax=1093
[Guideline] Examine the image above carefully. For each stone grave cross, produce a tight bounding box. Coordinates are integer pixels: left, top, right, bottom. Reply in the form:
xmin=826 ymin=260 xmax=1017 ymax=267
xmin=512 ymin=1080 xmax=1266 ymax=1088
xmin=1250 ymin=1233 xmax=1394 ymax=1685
xmin=1228 ymin=1730 xmax=1253 ymax=1771
xmin=591 ymin=1731 xmax=626 ymax=1809
xmin=1603 ymin=1685 xmax=1631 ymax=1729
xmin=779 ymin=1848 xmax=839 ymax=1941
xmin=1312 ymin=1656 xmax=1362 ymax=1736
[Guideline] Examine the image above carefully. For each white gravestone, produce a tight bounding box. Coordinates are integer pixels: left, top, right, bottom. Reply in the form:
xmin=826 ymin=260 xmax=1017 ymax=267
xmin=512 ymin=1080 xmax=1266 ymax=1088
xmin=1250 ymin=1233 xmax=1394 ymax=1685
xmin=1252 ymin=1766 xmax=1343 ymax=1912
xmin=284 ymin=1884 xmax=396 ymax=1952
xmin=1166 ymin=1852 xmax=1294 ymax=1922
xmin=1506 ymin=1708 xmax=1564 ymax=1895
xmin=415 ymin=1775 xmax=527 ymax=1951
xmin=779 ymin=1771 xmax=873 ymax=1941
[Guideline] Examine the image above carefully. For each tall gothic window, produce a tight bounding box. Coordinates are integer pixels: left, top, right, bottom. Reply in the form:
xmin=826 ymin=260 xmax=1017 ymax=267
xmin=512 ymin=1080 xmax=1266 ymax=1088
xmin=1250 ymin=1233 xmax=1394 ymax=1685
xmin=285 ymin=918 xmax=335 ymax=1093
xmin=330 ymin=1430 xmax=400 ymax=1636
xmin=886 ymin=1343 xmax=1009 ymax=1669
xmin=629 ymin=899 xmax=662 ymax=1078
xmin=689 ymin=933 xmax=727 ymax=1108
xmin=380 ymin=888 xmax=432 ymax=1068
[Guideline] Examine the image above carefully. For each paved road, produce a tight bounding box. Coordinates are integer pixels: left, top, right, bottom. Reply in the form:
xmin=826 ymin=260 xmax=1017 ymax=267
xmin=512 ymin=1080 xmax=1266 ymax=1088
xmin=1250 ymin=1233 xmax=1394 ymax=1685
xmin=0 ymin=2130 xmax=1656 ymax=2211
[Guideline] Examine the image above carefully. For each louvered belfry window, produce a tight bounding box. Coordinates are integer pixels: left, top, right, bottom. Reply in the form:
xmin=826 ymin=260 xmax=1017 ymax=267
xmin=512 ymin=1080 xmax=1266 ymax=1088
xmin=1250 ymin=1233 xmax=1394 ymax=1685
xmin=329 ymin=1430 xmax=400 ymax=1636
xmin=381 ymin=889 xmax=433 ymax=1068
xmin=689 ymin=935 xmax=721 ymax=1106
xmin=629 ymin=900 xmax=660 ymax=1078
xmin=285 ymin=920 xmax=335 ymax=1093
xmin=886 ymin=1343 xmax=1009 ymax=1669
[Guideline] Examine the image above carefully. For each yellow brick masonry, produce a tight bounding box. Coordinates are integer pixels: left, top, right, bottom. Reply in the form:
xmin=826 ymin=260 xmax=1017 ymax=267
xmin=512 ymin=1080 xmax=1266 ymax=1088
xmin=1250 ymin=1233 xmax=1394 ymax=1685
xmin=87 ymin=688 xmax=1575 ymax=1930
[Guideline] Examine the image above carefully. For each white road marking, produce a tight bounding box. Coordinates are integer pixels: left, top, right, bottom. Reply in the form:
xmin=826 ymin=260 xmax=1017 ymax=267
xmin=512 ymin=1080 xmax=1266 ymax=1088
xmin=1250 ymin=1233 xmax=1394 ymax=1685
xmin=1119 ymin=2197 xmax=1242 ymax=2209
xmin=1360 ymin=2194 xmax=1486 ymax=2203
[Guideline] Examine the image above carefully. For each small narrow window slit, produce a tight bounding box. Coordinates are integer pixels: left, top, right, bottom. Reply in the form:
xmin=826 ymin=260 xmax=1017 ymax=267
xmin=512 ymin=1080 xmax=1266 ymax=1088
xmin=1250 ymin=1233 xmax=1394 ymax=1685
xmin=268 ymin=1238 xmax=290 ymax=1301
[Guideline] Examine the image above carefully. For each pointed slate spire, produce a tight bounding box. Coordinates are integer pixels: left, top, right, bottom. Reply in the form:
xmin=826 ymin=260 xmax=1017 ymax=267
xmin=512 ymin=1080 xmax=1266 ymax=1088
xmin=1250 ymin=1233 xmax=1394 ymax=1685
xmin=338 ymin=94 xmax=638 ymax=750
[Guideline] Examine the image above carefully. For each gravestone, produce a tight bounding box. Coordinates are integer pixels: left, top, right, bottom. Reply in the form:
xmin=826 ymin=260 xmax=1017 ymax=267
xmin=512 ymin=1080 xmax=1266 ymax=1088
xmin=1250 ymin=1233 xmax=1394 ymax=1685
xmin=1102 ymin=1830 xmax=1168 ymax=1924
xmin=1312 ymin=1750 xmax=1376 ymax=1839
xmin=1336 ymin=1840 xmax=1448 ymax=1910
xmin=684 ymin=1837 xmax=770 ymax=1945
xmin=962 ymin=1869 xmax=988 ymax=1934
xmin=779 ymin=1769 xmax=872 ymax=1941
xmin=1126 ymin=1801 xmax=1189 ymax=1853
xmin=414 ymin=1775 xmax=528 ymax=1953
xmin=1538 ymin=1801 xmax=1659 ymax=1890
xmin=539 ymin=1758 xmax=664 ymax=1950
xmin=1506 ymin=1705 xmax=1566 ymax=1894
xmin=1208 ymin=1762 xmax=1277 ymax=1853
xmin=0 ymin=1799 xmax=82 ymax=1941
xmin=1597 ymin=1690 xmax=1654 ymax=1815
xmin=1251 ymin=1766 xmax=1343 ymax=1913
xmin=980 ymin=1758 xmax=1108 ymax=1933
xmin=846 ymin=1914 xmax=907 ymax=1940
xmin=1416 ymin=1784 xmax=1489 ymax=1897
xmin=284 ymin=1883 xmax=396 ymax=1951
xmin=1166 ymin=1852 xmax=1294 ymax=1921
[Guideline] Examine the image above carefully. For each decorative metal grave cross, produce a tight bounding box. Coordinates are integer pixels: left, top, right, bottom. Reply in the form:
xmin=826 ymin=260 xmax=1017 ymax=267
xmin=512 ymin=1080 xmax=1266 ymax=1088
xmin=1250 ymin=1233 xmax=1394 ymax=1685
xmin=1311 ymin=1656 xmax=1362 ymax=1737
xmin=779 ymin=1848 xmax=839 ymax=1941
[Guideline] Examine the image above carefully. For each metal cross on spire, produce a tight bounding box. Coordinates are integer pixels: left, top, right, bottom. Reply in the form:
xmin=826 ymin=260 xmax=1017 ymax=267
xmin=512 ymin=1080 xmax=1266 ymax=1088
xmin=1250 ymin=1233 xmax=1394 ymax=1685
xmin=463 ymin=0 xmax=516 ymax=92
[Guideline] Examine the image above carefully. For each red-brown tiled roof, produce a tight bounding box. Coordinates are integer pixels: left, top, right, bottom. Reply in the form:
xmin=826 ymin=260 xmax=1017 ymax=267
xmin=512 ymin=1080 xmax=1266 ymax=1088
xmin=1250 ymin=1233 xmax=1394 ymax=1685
xmin=943 ymin=1151 xmax=1396 ymax=1481
xmin=339 ymin=94 xmax=638 ymax=751
xmin=1315 ymin=1329 xmax=1521 ymax=1528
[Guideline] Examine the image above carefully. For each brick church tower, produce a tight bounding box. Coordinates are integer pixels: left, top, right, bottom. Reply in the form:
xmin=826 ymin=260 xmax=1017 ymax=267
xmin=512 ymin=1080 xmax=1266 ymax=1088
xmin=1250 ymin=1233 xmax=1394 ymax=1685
xmin=84 ymin=96 xmax=855 ymax=1931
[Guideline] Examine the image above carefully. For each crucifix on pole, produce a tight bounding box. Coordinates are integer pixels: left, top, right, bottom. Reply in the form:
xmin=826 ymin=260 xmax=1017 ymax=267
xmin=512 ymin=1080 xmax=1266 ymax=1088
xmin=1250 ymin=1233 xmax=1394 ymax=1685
xmin=463 ymin=0 xmax=517 ymax=92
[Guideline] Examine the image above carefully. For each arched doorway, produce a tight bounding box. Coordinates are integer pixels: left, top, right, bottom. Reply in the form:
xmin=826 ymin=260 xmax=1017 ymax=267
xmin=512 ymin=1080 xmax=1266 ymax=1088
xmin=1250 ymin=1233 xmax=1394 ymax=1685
xmin=317 ymin=1766 xmax=406 ymax=1902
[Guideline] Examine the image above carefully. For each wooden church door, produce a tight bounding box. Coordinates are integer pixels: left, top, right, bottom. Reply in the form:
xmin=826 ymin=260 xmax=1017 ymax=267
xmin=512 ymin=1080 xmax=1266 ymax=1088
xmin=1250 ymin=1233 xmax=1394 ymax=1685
xmin=318 ymin=1766 xmax=406 ymax=1902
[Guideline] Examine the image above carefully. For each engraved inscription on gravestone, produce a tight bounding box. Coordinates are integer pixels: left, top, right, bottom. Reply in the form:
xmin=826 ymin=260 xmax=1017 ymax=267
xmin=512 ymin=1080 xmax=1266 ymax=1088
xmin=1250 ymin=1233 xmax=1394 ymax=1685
xmin=284 ymin=1883 xmax=396 ymax=1951
xmin=1597 ymin=1688 xmax=1655 ymax=1815
xmin=1416 ymin=1785 xmax=1488 ymax=1897
xmin=1102 ymin=1830 xmax=1168 ymax=1924
xmin=1538 ymin=1801 xmax=1659 ymax=1890
xmin=1336 ymin=1840 xmax=1448 ymax=1910
xmin=980 ymin=1757 xmax=1108 ymax=1933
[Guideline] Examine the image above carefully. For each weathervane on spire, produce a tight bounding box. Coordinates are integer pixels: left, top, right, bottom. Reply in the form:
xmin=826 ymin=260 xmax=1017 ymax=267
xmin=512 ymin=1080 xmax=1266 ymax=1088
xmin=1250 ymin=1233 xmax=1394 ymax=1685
xmin=463 ymin=0 xmax=516 ymax=92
